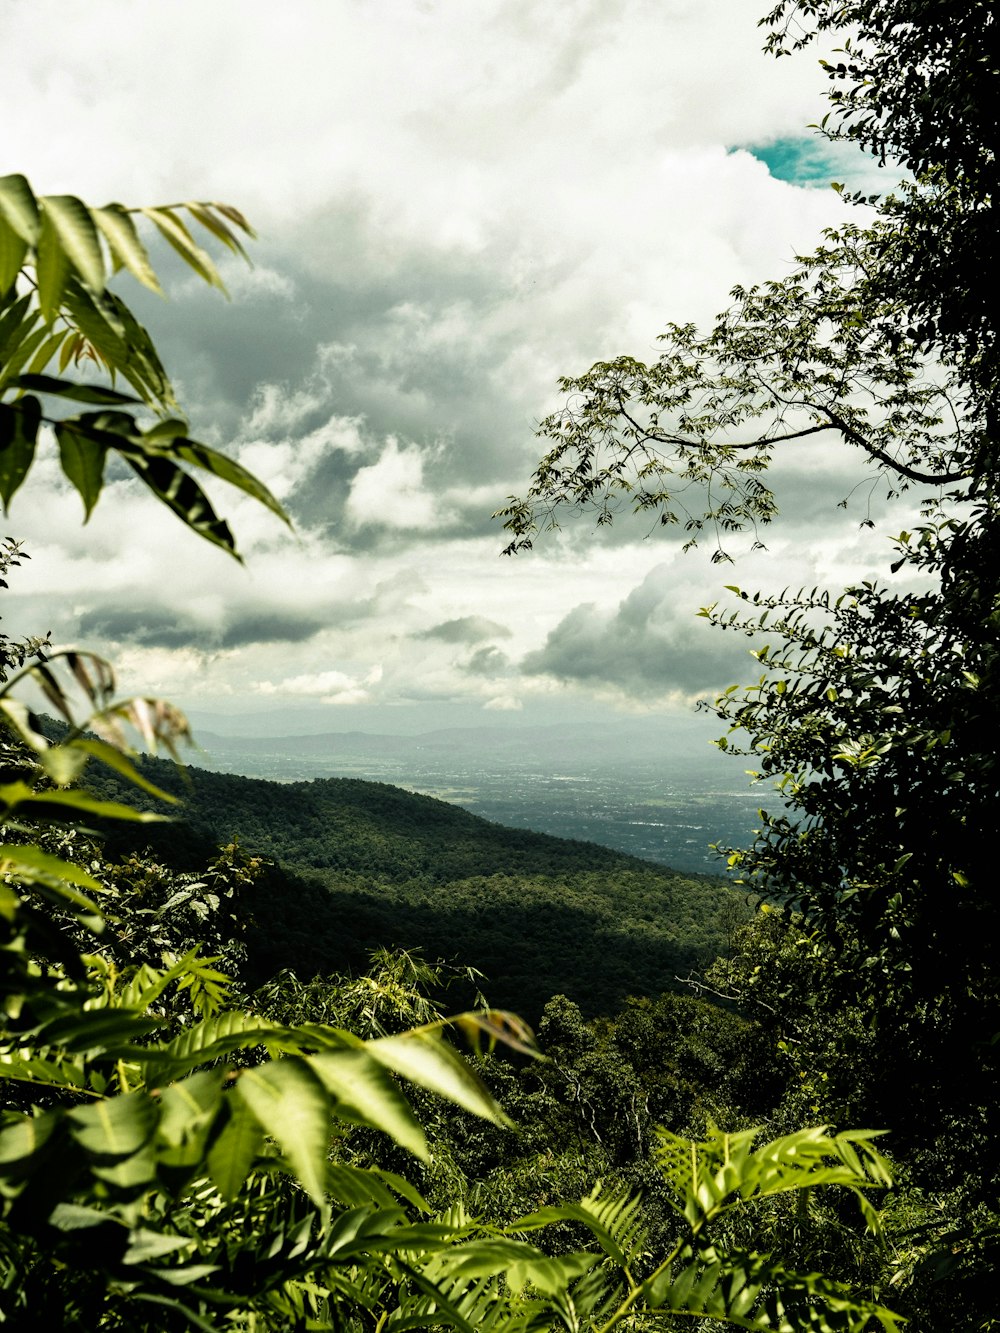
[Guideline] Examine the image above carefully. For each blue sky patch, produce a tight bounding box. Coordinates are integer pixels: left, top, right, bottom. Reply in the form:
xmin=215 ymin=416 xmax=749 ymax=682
xmin=742 ymin=135 xmax=895 ymax=195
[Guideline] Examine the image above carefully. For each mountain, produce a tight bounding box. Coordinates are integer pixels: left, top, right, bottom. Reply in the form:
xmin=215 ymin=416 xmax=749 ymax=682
xmin=85 ymin=753 xmax=748 ymax=1021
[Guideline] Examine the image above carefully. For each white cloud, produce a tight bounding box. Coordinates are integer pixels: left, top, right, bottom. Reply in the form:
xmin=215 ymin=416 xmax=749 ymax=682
xmin=0 ymin=0 xmax=906 ymax=728
xmin=345 ymin=439 xmax=439 ymax=531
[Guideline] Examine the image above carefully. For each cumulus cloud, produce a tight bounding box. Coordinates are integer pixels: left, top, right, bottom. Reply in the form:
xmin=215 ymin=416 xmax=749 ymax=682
xmin=255 ymin=665 xmax=383 ymax=706
xmin=521 ymin=564 xmax=759 ymax=702
xmin=418 ymin=616 xmax=511 ymax=644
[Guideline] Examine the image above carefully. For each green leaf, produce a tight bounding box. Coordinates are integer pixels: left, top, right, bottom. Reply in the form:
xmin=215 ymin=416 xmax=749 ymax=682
xmin=0 ymin=396 xmax=40 ymax=509
xmin=154 ymin=1071 xmax=224 ymax=1171
xmin=93 ymin=204 xmax=163 ymax=294
xmin=184 ymin=202 xmax=253 ymax=262
xmin=308 ymin=1049 xmax=428 ymax=1160
xmin=206 ymin=1093 xmax=264 ymax=1201
xmin=68 ymin=1089 xmax=158 ymax=1157
xmin=55 ymin=420 xmax=108 ymax=520
xmin=141 ymin=206 xmax=226 ymax=293
xmin=0 ymin=1111 xmax=58 ymax=1170
xmin=234 ymin=1057 xmax=332 ymax=1205
xmin=71 ymin=737 xmax=179 ymax=803
xmin=0 ymin=213 xmax=29 ymax=292
xmin=24 ymin=328 xmax=72 ymax=377
xmin=12 ymin=372 xmax=141 ymax=405
xmin=154 ymin=434 xmax=291 ymax=527
xmin=36 ymin=205 xmax=70 ymax=323
xmin=365 ymin=1029 xmax=511 ymax=1125
xmin=0 ymin=843 xmax=103 ymax=894
xmin=0 ymin=174 xmax=40 ymax=244
xmin=39 ymin=195 xmax=106 ymax=292
xmin=124 ymin=452 xmax=239 ymax=558
xmin=0 ymin=780 xmax=170 ymax=824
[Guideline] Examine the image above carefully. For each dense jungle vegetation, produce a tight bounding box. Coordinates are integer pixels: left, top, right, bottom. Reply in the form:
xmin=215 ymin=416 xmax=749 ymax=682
xmin=2 ymin=0 xmax=998 ymax=1327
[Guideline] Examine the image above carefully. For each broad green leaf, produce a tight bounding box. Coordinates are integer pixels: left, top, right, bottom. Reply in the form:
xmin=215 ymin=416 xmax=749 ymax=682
xmin=49 ymin=1202 xmax=124 ymax=1232
xmin=72 ymin=737 xmax=179 ymax=803
xmin=0 ymin=843 xmax=103 ymax=893
xmin=125 ymin=451 xmax=239 ymax=558
xmin=308 ymin=1049 xmax=428 ymax=1160
xmin=37 ymin=743 xmax=90 ymax=786
xmin=234 ymin=1057 xmax=332 ymax=1205
xmin=154 ymin=1071 xmax=224 ymax=1171
xmin=0 ymin=213 xmax=28 ymax=291
xmin=24 ymin=329 xmax=72 ymax=377
xmin=141 ymin=1010 xmax=287 ymax=1085
xmin=365 ymin=1030 xmax=510 ymax=1126
xmin=55 ymin=420 xmax=108 ymax=520
xmin=206 ymin=1093 xmax=264 ymax=1201
xmin=141 ymin=206 xmax=226 ymax=292
xmin=0 ymin=174 xmax=40 ymax=243
xmin=0 ymin=396 xmax=40 ymax=509
xmin=0 ymin=322 xmax=51 ymax=390
xmin=0 ymin=780 xmax=170 ymax=823
xmin=13 ymin=372 xmax=141 ymax=405
xmin=122 ymin=1229 xmax=192 ymax=1264
xmin=34 ymin=1008 xmax=162 ymax=1055
xmin=39 ymin=195 xmax=105 ymax=292
xmin=36 ymin=206 xmax=70 ymax=323
xmin=0 ymin=1111 xmax=58 ymax=1168
xmin=93 ymin=204 xmax=163 ymax=294
xmin=154 ymin=434 xmax=291 ymax=526
xmin=68 ymin=1089 xmax=158 ymax=1157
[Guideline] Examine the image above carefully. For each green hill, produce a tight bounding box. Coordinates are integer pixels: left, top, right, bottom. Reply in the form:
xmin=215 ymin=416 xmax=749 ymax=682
xmin=85 ymin=754 xmax=747 ymax=1021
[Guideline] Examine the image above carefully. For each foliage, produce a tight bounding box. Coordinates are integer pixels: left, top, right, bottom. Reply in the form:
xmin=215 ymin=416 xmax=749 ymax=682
xmin=0 ymin=169 xmax=903 ymax=1329
xmin=0 ymin=173 xmax=288 ymax=559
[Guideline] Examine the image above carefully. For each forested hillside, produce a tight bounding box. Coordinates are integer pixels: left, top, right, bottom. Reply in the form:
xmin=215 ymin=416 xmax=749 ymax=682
xmin=82 ymin=751 xmax=744 ymax=1019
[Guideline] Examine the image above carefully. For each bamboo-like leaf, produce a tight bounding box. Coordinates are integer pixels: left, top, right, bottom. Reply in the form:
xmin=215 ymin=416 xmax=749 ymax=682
xmin=0 ymin=396 xmax=40 ymax=509
xmin=308 ymin=1049 xmax=428 ymax=1160
xmin=0 ymin=321 xmax=51 ymax=390
xmin=0 ymin=175 xmax=40 ymax=244
xmin=55 ymin=420 xmax=108 ymax=520
xmin=141 ymin=207 xmax=226 ymax=292
xmin=234 ymin=1057 xmax=333 ymax=1205
xmin=39 ymin=195 xmax=106 ymax=292
xmin=24 ymin=329 xmax=72 ymax=377
xmin=0 ymin=213 xmax=28 ymax=292
xmin=513 ymin=1184 xmax=647 ymax=1270
xmin=93 ymin=204 xmax=163 ymax=294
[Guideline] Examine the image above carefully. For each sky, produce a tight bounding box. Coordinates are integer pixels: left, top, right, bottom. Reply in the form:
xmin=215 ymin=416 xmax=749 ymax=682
xmin=1 ymin=0 xmax=906 ymax=741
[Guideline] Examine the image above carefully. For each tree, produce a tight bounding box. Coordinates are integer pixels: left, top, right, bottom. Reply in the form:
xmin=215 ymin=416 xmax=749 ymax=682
xmin=498 ymin=0 xmax=1000 ymax=1201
